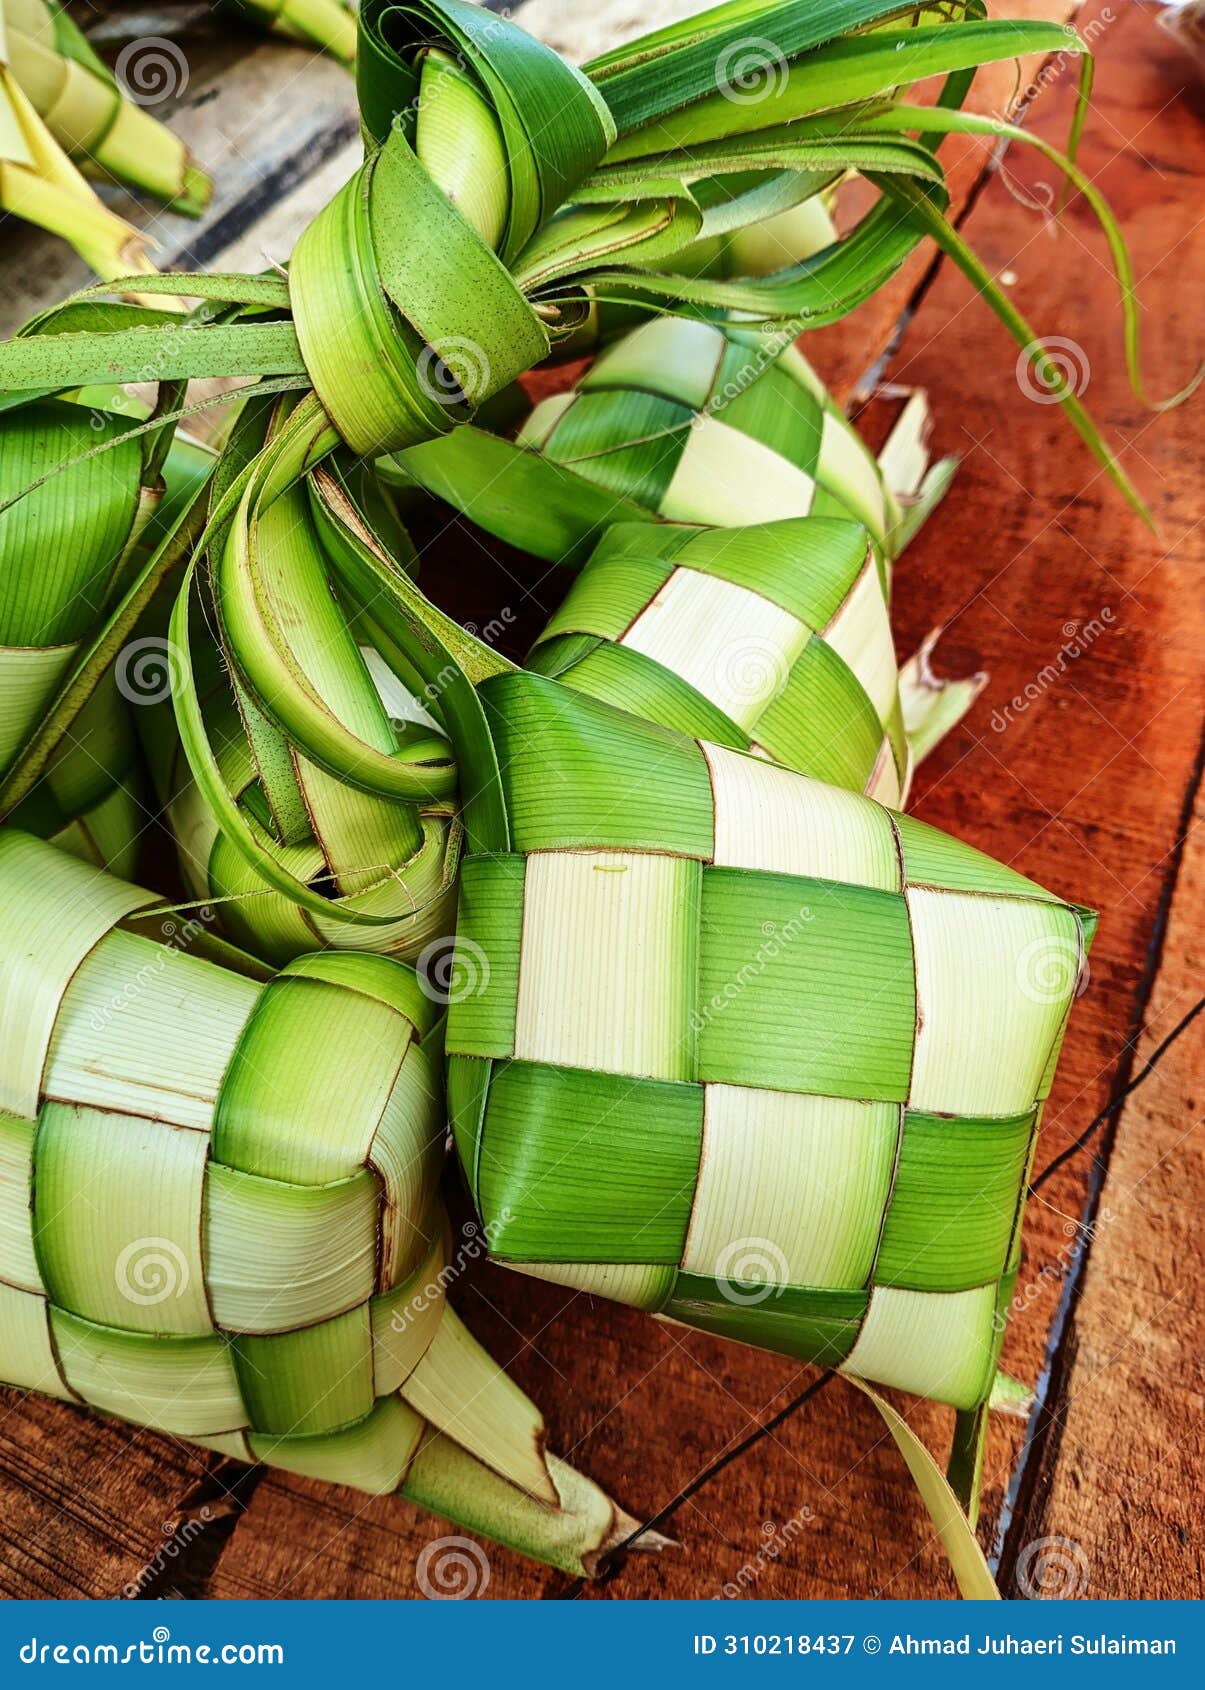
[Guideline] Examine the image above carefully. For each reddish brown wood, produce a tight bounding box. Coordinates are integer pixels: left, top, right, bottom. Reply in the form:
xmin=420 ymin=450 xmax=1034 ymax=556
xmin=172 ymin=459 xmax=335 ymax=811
xmin=999 ymin=783 xmax=1204 ymax=1600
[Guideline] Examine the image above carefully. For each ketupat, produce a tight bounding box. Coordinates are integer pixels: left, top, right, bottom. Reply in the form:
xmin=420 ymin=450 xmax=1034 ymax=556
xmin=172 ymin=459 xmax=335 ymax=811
xmin=399 ymin=313 xmax=981 ymax=798
xmin=1 ymin=0 xmax=208 ymax=212
xmin=445 ymin=666 xmax=1093 ymax=1418
xmin=0 ymin=0 xmax=1160 ymax=910
xmin=0 ymin=831 xmax=650 ymax=1576
xmin=403 ymin=315 xmax=956 ymax=575
xmin=143 ymin=446 xmax=1091 ymax=1429
xmin=525 ymin=516 xmax=921 ymax=807
xmin=0 ymin=0 xmax=1131 ymax=1591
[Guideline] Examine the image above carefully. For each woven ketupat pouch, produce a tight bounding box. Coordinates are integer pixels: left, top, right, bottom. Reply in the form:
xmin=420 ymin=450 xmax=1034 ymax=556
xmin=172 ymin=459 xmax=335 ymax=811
xmin=448 ymin=674 xmax=1093 ymax=1410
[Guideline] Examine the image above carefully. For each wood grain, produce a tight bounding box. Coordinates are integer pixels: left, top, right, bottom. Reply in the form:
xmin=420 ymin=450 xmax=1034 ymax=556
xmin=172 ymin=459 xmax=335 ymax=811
xmin=0 ymin=0 xmax=1200 ymax=1602
xmin=998 ymin=785 xmax=1204 ymax=1600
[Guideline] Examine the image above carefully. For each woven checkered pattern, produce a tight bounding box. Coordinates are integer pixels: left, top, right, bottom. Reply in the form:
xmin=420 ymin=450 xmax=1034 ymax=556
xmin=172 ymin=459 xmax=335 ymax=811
xmin=0 ymin=833 xmax=491 ymax=1497
xmin=519 ymin=317 xmax=908 ymax=561
xmin=448 ymin=675 xmax=1093 ymax=1410
xmin=528 ymin=516 xmax=910 ymax=806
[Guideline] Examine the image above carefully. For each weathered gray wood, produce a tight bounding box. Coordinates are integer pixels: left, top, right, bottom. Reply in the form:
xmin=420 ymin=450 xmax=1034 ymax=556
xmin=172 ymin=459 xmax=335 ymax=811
xmin=0 ymin=34 xmax=356 ymax=334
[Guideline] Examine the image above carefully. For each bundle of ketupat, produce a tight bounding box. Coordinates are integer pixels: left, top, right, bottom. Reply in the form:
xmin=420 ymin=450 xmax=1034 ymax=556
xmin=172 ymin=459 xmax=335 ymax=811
xmin=0 ymin=1 xmax=1156 ymax=956
xmin=0 ymin=831 xmax=652 ymax=1576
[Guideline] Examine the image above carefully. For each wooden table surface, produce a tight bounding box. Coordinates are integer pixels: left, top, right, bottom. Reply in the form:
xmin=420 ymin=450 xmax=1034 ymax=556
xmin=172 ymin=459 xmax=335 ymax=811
xmin=0 ymin=0 xmax=1201 ymax=1603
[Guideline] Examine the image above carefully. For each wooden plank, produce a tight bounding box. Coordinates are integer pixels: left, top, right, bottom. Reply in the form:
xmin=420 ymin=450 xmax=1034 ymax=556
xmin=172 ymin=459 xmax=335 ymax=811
xmin=0 ymin=35 xmax=357 ymax=336
xmin=0 ymin=1391 xmax=233 ymax=1598
xmin=996 ymin=770 xmax=1203 ymax=1601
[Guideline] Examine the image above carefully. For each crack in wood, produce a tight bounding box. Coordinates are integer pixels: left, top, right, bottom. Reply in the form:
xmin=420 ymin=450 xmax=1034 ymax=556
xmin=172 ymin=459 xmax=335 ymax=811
xmin=995 ymin=715 xmax=1205 ymax=1595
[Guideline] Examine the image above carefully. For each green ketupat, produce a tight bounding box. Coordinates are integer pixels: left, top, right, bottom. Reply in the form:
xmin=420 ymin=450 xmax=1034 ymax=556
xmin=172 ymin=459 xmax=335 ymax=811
xmin=525 ymin=515 xmax=922 ymax=808
xmin=0 ymin=831 xmax=652 ymax=1576
xmin=400 ymin=314 xmax=980 ymax=800
xmin=0 ymin=0 xmax=1161 ymax=939
xmin=402 ymin=316 xmax=956 ymax=577
xmin=169 ymin=492 xmax=1089 ymax=1433
xmin=439 ymin=667 xmax=1093 ymax=1417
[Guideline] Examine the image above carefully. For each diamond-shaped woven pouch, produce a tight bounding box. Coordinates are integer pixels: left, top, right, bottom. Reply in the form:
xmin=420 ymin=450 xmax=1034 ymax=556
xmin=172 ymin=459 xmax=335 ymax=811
xmin=527 ymin=515 xmax=911 ymax=805
xmin=0 ymin=831 xmax=640 ymax=1572
xmin=522 ymin=316 xmax=910 ymax=552
xmin=447 ymin=674 xmax=1094 ymax=1411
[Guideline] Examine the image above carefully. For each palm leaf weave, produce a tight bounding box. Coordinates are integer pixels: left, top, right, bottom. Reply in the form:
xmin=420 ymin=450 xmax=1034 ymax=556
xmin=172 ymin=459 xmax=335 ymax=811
xmin=401 ymin=315 xmax=979 ymax=804
xmin=0 ymin=395 xmax=214 ymax=875
xmin=403 ymin=315 xmax=956 ymax=573
xmin=526 ymin=516 xmax=916 ymax=807
xmin=0 ymin=830 xmax=644 ymax=1574
xmin=441 ymin=669 xmax=1093 ymax=1412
